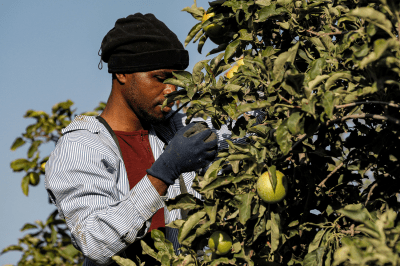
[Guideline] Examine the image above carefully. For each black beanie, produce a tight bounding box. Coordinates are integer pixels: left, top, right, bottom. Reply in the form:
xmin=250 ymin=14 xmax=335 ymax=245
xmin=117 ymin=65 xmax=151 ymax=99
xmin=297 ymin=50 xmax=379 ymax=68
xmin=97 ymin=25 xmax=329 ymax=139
xmin=100 ymin=13 xmax=189 ymax=73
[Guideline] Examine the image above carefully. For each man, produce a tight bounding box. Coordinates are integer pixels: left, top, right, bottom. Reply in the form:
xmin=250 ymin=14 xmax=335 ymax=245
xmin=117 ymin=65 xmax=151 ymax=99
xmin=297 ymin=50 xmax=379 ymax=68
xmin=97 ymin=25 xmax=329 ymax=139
xmin=45 ymin=13 xmax=222 ymax=266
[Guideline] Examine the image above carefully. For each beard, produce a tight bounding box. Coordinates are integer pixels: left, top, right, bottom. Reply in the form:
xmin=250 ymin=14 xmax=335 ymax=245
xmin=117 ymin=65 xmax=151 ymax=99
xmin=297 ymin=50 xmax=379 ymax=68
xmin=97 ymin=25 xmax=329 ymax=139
xmin=137 ymin=107 xmax=166 ymax=125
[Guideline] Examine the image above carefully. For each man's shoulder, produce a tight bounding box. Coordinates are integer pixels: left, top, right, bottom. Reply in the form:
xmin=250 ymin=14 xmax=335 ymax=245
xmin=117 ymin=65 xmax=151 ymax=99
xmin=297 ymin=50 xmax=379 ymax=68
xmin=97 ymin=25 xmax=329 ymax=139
xmin=56 ymin=115 xmax=112 ymax=149
xmin=62 ymin=115 xmax=101 ymax=135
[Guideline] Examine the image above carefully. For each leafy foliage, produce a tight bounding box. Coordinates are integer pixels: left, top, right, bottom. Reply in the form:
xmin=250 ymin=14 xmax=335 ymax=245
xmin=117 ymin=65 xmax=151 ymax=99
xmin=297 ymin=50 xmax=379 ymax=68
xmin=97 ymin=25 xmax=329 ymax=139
xmin=4 ymin=101 xmax=105 ymax=265
xmin=1 ymin=210 xmax=84 ymax=266
xmin=148 ymin=0 xmax=400 ymax=265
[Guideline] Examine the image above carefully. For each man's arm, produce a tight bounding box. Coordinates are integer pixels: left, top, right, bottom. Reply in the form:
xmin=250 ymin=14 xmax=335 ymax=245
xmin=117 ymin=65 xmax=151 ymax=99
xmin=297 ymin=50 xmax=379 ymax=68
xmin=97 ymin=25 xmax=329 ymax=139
xmin=45 ymin=134 xmax=165 ymax=266
xmin=148 ymin=174 xmax=168 ymax=195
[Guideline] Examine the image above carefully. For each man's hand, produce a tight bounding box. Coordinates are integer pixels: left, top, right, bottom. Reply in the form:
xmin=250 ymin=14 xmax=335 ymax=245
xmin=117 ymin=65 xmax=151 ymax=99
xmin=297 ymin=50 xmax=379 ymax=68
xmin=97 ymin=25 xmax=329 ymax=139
xmin=147 ymin=122 xmax=218 ymax=185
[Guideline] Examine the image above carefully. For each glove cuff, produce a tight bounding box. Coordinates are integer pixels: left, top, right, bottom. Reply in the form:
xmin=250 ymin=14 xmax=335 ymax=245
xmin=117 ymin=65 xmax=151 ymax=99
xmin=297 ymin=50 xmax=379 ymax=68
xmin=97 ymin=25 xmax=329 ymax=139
xmin=147 ymin=158 xmax=178 ymax=185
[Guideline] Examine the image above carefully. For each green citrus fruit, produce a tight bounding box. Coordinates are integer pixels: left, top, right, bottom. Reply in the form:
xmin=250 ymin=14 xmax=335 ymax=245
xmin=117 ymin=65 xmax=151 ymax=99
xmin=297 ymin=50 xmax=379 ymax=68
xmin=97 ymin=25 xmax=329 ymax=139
xmin=256 ymin=170 xmax=288 ymax=203
xmin=208 ymin=231 xmax=232 ymax=255
xmin=202 ymin=12 xmax=228 ymax=44
xmin=29 ymin=172 xmax=40 ymax=186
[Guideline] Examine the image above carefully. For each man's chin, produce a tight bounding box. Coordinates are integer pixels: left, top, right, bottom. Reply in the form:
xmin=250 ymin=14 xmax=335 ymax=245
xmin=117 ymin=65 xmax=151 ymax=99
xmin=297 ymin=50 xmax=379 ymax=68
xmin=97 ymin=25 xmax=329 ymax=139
xmin=140 ymin=112 xmax=166 ymax=125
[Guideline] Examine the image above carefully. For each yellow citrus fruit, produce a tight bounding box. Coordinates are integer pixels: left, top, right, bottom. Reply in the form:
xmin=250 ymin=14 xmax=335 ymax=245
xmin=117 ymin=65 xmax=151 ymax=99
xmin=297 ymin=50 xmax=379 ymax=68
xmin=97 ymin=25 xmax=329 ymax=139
xmin=40 ymin=162 xmax=46 ymax=172
xmin=208 ymin=231 xmax=232 ymax=255
xmin=256 ymin=170 xmax=288 ymax=203
xmin=226 ymin=65 xmax=239 ymax=79
xmin=202 ymin=12 xmax=215 ymax=23
xmin=225 ymin=58 xmax=244 ymax=79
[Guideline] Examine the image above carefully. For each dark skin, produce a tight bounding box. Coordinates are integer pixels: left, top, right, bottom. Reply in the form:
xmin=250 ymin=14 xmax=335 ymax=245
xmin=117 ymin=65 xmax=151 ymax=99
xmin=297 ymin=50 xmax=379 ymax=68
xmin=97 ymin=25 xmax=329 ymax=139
xmin=100 ymin=69 xmax=177 ymax=196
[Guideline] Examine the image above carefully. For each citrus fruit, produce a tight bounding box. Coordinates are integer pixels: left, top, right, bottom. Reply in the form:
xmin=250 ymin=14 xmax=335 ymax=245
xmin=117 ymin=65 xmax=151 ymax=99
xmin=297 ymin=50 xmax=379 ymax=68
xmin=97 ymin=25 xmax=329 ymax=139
xmin=225 ymin=58 xmax=244 ymax=79
xmin=29 ymin=172 xmax=40 ymax=186
xmin=208 ymin=231 xmax=232 ymax=255
xmin=256 ymin=170 xmax=288 ymax=203
xmin=202 ymin=12 xmax=215 ymax=23
xmin=202 ymin=12 xmax=228 ymax=44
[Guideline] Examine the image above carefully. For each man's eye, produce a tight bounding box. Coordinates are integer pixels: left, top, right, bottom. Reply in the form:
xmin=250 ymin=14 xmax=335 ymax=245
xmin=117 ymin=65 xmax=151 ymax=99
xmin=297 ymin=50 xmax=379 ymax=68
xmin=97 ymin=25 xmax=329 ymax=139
xmin=156 ymin=75 xmax=175 ymax=82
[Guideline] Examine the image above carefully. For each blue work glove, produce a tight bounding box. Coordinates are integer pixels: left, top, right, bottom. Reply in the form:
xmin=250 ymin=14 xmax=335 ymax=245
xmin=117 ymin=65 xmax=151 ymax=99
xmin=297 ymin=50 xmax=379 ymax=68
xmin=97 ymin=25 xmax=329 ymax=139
xmin=147 ymin=122 xmax=218 ymax=185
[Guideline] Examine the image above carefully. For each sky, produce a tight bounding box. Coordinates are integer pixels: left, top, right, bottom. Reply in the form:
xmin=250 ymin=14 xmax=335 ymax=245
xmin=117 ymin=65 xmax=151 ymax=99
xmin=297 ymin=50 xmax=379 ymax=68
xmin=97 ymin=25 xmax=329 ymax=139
xmin=0 ymin=1 xmax=216 ymax=264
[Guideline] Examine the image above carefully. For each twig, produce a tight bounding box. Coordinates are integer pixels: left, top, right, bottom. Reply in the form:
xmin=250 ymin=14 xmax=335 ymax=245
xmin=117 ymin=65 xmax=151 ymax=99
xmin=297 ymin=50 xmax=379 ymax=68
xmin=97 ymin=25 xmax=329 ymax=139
xmin=306 ymin=29 xmax=349 ymax=37
xmin=326 ymin=113 xmax=400 ymax=126
xmin=365 ymin=183 xmax=378 ymax=206
xmin=341 ymin=224 xmax=360 ymax=236
xmin=306 ymin=27 xmax=364 ymax=37
xmin=318 ymin=162 xmax=344 ymax=188
xmin=335 ymin=101 xmax=400 ymax=109
xmin=278 ymin=93 xmax=293 ymax=104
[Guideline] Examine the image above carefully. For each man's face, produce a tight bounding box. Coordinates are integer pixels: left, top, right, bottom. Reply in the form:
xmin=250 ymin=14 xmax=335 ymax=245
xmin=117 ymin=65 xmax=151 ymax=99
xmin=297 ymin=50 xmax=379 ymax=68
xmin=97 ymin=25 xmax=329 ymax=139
xmin=122 ymin=69 xmax=177 ymax=124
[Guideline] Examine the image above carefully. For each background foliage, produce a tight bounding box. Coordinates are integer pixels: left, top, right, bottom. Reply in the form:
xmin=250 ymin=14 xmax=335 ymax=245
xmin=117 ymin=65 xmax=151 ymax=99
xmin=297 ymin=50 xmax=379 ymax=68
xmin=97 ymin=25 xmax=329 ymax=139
xmin=3 ymin=0 xmax=400 ymax=265
xmin=2 ymin=101 xmax=104 ymax=265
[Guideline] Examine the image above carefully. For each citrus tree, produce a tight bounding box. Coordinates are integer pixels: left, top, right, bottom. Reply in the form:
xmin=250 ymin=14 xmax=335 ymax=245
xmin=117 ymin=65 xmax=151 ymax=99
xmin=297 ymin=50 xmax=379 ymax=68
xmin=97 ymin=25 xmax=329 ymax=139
xmin=2 ymin=100 xmax=104 ymax=265
xmin=114 ymin=0 xmax=400 ymax=265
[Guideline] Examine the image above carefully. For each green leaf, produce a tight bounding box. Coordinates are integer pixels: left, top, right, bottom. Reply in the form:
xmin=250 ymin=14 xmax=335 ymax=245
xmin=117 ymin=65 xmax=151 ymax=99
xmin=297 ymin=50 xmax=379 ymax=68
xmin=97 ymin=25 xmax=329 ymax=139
xmin=301 ymin=97 xmax=318 ymax=116
xmin=1 ymin=245 xmax=23 ymax=254
xmin=276 ymin=121 xmax=292 ymax=155
xmin=192 ymin=60 xmax=209 ymax=84
xmin=307 ymin=58 xmax=326 ymax=82
xmin=204 ymin=199 xmax=219 ymax=224
xmin=163 ymin=78 xmax=186 ymax=88
xmin=182 ymin=5 xmax=204 ymax=20
xmin=140 ymin=241 xmax=159 ymax=261
xmin=308 ymin=75 xmax=330 ymax=91
xmin=112 ymin=255 xmax=138 ymax=266
xmin=224 ymin=39 xmax=241 ymax=63
xmin=287 ymin=112 xmax=304 ymax=135
xmin=234 ymin=192 xmax=255 ymax=224
xmin=349 ymin=7 xmax=393 ymax=37
xmin=273 ymin=42 xmax=299 ymax=82
xmin=166 ymin=193 xmax=200 ymax=212
xmin=178 ymin=211 xmax=206 ymax=243
xmin=322 ymin=91 xmax=335 ymax=119
xmin=27 ymin=140 xmax=42 ymax=158
xmin=257 ymin=4 xmax=287 ymax=22
xmin=337 ymin=204 xmax=373 ymax=224
xmin=303 ymin=246 xmax=325 ymax=266
xmin=308 ymin=229 xmax=326 ymax=253
xmin=184 ymin=22 xmax=203 ymax=47
xmin=10 ymin=158 xmax=30 ymax=172
xmin=270 ymin=212 xmax=280 ymax=252
xmin=20 ymin=223 xmax=38 ymax=231
xmin=201 ymin=175 xmax=236 ymax=193
xmin=11 ymin=137 xmax=26 ymax=151
xmin=21 ymin=175 xmax=30 ymax=196
xmin=325 ymin=73 xmax=353 ymax=90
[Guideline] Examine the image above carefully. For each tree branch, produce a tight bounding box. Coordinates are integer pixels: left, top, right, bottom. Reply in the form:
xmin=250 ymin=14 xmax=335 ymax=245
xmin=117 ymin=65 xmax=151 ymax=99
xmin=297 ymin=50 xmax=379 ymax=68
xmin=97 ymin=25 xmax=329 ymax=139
xmin=326 ymin=113 xmax=400 ymax=126
xmin=335 ymin=101 xmax=400 ymax=109
xmin=306 ymin=27 xmax=364 ymax=37
xmin=365 ymin=183 xmax=378 ymax=206
xmin=318 ymin=162 xmax=344 ymax=188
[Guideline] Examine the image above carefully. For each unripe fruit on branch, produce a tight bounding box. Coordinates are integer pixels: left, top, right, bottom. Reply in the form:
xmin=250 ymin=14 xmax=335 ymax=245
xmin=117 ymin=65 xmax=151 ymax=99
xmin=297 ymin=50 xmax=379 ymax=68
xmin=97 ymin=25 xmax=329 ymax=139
xmin=202 ymin=12 xmax=228 ymax=45
xmin=208 ymin=231 xmax=232 ymax=255
xmin=257 ymin=170 xmax=288 ymax=203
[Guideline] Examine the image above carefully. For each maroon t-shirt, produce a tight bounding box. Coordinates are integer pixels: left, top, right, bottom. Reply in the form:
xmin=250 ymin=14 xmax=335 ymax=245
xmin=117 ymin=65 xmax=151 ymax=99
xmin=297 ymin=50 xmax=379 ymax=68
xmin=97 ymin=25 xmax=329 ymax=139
xmin=114 ymin=130 xmax=165 ymax=232
xmin=113 ymin=130 xmax=165 ymax=265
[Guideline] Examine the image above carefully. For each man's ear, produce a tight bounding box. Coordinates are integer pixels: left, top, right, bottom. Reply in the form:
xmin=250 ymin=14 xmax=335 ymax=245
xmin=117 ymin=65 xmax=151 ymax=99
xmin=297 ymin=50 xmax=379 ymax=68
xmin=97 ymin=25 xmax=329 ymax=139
xmin=114 ymin=73 xmax=128 ymax=84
